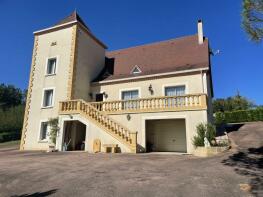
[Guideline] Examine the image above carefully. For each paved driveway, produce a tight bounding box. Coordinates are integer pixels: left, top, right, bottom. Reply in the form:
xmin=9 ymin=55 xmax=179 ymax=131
xmin=0 ymin=122 xmax=262 ymax=197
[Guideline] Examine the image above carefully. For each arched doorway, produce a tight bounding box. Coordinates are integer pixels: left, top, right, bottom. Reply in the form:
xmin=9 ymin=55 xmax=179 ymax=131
xmin=63 ymin=120 xmax=86 ymax=151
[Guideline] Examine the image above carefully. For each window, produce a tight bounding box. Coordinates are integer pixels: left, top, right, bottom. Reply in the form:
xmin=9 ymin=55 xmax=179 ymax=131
xmin=165 ymin=86 xmax=186 ymax=107
xmin=46 ymin=58 xmax=57 ymax=75
xmin=121 ymin=90 xmax=139 ymax=100
xmin=131 ymin=65 xmax=142 ymax=74
xmin=165 ymin=86 xmax=185 ymax=96
xmin=39 ymin=122 xmax=48 ymax=141
xmin=43 ymin=89 xmax=54 ymax=107
xmin=121 ymin=90 xmax=139 ymax=110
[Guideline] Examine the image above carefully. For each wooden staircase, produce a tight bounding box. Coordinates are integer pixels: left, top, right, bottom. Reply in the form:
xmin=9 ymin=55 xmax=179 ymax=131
xmin=59 ymin=99 xmax=137 ymax=153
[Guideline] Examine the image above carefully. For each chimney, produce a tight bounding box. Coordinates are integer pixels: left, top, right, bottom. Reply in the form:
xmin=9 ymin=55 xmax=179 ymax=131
xmin=197 ymin=19 xmax=204 ymax=44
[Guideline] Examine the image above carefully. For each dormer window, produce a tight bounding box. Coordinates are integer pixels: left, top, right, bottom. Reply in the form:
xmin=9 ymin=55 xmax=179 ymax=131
xmin=131 ymin=65 xmax=142 ymax=74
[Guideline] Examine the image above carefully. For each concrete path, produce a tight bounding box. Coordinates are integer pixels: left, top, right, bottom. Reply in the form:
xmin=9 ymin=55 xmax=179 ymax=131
xmin=0 ymin=122 xmax=262 ymax=197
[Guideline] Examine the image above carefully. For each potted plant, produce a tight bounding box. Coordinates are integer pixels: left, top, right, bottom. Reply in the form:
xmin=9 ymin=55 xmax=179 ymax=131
xmin=47 ymin=117 xmax=59 ymax=152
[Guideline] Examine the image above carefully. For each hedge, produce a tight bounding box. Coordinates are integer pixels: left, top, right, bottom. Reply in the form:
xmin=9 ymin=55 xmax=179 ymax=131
xmin=0 ymin=105 xmax=25 ymax=142
xmin=215 ymin=108 xmax=263 ymax=125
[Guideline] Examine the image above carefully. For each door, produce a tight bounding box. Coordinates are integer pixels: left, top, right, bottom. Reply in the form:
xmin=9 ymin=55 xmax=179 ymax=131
xmin=96 ymin=93 xmax=103 ymax=102
xmin=146 ymin=119 xmax=187 ymax=152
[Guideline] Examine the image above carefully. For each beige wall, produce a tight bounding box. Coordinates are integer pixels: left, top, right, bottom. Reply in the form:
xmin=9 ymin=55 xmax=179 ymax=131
xmin=73 ymin=28 xmax=105 ymax=100
xmin=91 ymin=72 xmax=207 ymax=101
xmin=24 ymin=26 xmax=74 ymax=150
xmin=57 ymin=115 xmax=131 ymax=153
xmin=107 ymin=110 xmax=208 ymax=153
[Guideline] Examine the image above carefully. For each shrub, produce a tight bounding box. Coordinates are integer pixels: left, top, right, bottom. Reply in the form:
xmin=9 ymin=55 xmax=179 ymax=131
xmin=192 ymin=123 xmax=216 ymax=147
xmin=214 ymin=107 xmax=263 ymax=125
xmin=214 ymin=112 xmax=226 ymax=126
xmin=48 ymin=117 xmax=59 ymax=144
xmin=0 ymin=105 xmax=25 ymax=142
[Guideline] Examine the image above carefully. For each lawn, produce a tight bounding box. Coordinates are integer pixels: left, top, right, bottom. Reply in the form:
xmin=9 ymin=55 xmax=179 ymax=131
xmin=0 ymin=140 xmax=20 ymax=149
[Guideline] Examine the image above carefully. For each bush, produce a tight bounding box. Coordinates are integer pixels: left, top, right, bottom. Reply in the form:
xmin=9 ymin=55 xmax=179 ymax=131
xmin=192 ymin=123 xmax=216 ymax=147
xmin=0 ymin=105 xmax=25 ymax=142
xmin=48 ymin=117 xmax=59 ymax=144
xmin=215 ymin=107 xmax=263 ymax=124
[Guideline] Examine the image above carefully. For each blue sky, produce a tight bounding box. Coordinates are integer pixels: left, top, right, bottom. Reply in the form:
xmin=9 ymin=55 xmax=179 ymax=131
xmin=0 ymin=0 xmax=262 ymax=104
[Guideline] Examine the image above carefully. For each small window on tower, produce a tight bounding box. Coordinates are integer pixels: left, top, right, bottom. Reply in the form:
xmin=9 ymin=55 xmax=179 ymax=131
xmin=46 ymin=58 xmax=57 ymax=75
xmin=131 ymin=65 xmax=142 ymax=74
xmin=42 ymin=89 xmax=54 ymax=108
xmin=39 ymin=121 xmax=48 ymax=141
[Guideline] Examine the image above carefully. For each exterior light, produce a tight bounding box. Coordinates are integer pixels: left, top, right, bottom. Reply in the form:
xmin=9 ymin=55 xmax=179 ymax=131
xmin=127 ymin=114 xmax=131 ymax=121
xmin=148 ymin=84 xmax=154 ymax=95
xmin=102 ymin=92 xmax=108 ymax=99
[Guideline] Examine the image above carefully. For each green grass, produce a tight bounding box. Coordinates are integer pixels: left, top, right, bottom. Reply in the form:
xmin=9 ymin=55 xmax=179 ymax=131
xmin=0 ymin=140 xmax=20 ymax=148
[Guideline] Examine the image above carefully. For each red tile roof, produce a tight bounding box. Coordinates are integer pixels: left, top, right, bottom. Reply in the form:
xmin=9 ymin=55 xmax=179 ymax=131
xmin=96 ymin=35 xmax=210 ymax=82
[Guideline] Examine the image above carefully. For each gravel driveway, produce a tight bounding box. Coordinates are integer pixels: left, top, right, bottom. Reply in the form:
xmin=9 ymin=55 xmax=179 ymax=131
xmin=0 ymin=122 xmax=262 ymax=197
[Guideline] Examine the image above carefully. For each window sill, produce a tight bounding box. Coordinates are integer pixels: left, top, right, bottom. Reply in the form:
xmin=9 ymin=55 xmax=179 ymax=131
xmin=38 ymin=140 xmax=48 ymax=143
xmin=41 ymin=106 xmax=54 ymax=109
xmin=45 ymin=73 xmax=56 ymax=77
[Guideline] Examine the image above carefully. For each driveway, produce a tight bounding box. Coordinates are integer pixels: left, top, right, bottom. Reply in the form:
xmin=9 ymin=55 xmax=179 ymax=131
xmin=0 ymin=122 xmax=262 ymax=197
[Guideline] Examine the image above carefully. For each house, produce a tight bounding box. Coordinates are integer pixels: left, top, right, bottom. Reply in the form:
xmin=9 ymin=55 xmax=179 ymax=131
xmin=20 ymin=11 xmax=214 ymax=153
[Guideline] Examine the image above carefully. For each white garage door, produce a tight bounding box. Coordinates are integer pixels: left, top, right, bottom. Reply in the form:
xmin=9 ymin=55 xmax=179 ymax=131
xmin=146 ymin=119 xmax=187 ymax=152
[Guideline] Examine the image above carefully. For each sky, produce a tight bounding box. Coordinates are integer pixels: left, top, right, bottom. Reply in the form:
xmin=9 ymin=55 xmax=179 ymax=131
xmin=0 ymin=0 xmax=262 ymax=104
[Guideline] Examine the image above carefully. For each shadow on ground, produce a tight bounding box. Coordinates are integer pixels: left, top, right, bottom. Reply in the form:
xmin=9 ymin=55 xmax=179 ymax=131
xmin=11 ymin=189 xmax=57 ymax=197
xmin=216 ymin=123 xmax=244 ymax=137
xmin=222 ymin=146 xmax=263 ymax=196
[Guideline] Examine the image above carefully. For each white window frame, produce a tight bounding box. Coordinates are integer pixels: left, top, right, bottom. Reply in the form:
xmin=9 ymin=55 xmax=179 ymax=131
xmin=131 ymin=65 xmax=142 ymax=74
xmin=45 ymin=56 xmax=59 ymax=76
xmin=162 ymin=83 xmax=188 ymax=96
xmin=41 ymin=87 xmax=55 ymax=108
xmin=119 ymin=87 xmax=141 ymax=100
xmin=38 ymin=120 xmax=49 ymax=143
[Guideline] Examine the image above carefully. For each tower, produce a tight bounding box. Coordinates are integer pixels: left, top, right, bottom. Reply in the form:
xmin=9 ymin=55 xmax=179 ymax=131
xmin=20 ymin=12 xmax=107 ymax=150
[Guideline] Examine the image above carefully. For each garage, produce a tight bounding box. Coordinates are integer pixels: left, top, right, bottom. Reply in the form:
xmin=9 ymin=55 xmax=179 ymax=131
xmin=146 ymin=119 xmax=187 ymax=152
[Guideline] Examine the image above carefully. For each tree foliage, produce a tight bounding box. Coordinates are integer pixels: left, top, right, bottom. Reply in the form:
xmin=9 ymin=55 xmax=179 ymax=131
xmin=242 ymin=0 xmax=263 ymax=42
xmin=0 ymin=83 xmax=25 ymax=110
xmin=212 ymin=93 xmax=254 ymax=113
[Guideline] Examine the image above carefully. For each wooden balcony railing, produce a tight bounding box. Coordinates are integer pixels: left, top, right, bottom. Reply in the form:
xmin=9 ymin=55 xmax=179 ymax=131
xmin=59 ymin=99 xmax=137 ymax=153
xmin=90 ymin=94 xmax=207 ymax=114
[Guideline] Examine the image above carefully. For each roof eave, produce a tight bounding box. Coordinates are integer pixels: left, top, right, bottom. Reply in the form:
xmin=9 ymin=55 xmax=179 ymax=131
xmin=33 ymin=20 xmax=78 ymax=35
xmin=92 ymin=67 xmax=209 ymax=85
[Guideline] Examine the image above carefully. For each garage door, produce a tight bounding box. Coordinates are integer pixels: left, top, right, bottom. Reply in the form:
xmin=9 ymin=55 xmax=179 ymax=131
xmin=146 ymin=119 xmax=187 ymax=152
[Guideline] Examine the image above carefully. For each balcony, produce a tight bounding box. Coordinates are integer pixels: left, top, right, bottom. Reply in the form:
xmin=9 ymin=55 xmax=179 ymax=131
xmin=89 ymin=94 xmax=207 ymax=114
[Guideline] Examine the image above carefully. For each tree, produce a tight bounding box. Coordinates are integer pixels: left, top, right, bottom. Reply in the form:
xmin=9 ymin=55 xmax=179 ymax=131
xmin=212 ymin=93 xmax=254 ymax=113
xmin=242 ymin=0 xmax=263 ymax=42
xmin=0 ymin=84 xmax=23 ymax=110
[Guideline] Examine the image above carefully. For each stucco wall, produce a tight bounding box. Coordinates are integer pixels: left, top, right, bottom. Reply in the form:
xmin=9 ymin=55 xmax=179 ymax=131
xmin=107 ymin=110 xmax=208 ymax=153
xmin=24 ymin=26 xmax=74 ymax=150
xmin=91 ymin=72 xmax=206 ymax=101
xmin=73 ymin=28 xmax=105 ymax=100
xmin=57 ymin=115 xmax=131 ymax=153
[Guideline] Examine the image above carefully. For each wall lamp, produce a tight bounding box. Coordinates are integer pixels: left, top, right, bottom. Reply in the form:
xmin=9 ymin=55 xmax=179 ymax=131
xmin=148 ymin=84 xmax=154 ymax=95
xmin=126 ymin=114 xmax=131 ymax=121
xmin=102 ymin=92 xmax=108 ymax=99
xmin=89 ymin=93 xmax=93 ymax=100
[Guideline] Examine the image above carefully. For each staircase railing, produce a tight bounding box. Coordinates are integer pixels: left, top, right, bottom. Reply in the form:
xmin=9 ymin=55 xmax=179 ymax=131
xmin=90 ymin=94 xmax=207 ymax=114
xmin=59 ymin=99 xmax=137 ymax=153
